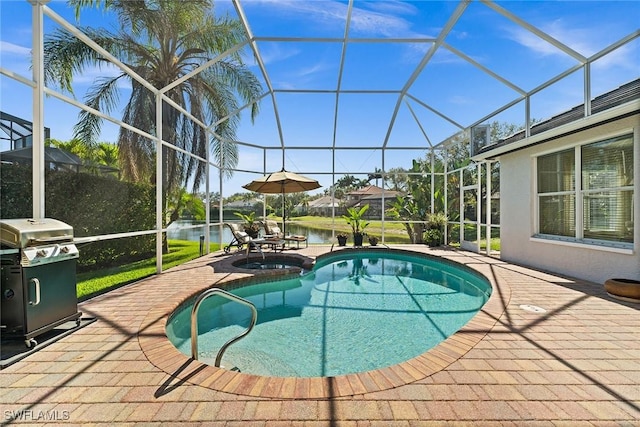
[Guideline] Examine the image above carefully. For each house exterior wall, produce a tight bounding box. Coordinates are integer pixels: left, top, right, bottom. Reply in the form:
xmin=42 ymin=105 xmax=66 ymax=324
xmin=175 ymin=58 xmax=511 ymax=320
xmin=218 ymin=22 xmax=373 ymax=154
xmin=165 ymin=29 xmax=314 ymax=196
xmin=499 ymin=113 xmax=640 ymax=285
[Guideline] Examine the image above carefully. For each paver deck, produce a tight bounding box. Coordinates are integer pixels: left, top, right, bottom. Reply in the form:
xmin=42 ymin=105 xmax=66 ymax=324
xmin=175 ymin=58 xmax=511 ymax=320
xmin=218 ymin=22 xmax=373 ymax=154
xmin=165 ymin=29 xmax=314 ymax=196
xmin=1 ymin=245 xmax=638 ymax=425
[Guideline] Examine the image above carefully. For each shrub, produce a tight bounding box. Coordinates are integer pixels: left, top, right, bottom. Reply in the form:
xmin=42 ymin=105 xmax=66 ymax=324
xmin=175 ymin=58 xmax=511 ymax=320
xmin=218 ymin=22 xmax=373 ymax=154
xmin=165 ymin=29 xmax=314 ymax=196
xmin=1 ymin=164 xmax=156 ymax=271
xmin=424 ymin=229 xmax=443 ymax=247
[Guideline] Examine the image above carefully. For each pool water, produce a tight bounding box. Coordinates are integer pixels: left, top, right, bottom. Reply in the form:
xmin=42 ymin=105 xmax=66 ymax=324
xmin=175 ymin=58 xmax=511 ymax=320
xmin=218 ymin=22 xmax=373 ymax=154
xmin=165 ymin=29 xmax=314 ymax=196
xmin=166 ymin=250 xmax=491 ymax=377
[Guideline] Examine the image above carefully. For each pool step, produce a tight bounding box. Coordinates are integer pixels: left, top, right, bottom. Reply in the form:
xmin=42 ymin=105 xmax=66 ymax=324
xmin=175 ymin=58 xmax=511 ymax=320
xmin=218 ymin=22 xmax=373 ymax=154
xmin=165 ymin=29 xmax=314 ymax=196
xmin=203 ymin=348 xmax=298 ymax=376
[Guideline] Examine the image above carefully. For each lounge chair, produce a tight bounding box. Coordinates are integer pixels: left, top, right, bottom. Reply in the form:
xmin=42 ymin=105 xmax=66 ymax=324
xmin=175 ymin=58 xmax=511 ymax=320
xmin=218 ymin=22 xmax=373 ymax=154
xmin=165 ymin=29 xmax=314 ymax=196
xmin=224 ymin=223 xmax=252 ymax=253
xmin=262 ymin=220 xmax=284 ymax=239
xmin=225 ymin=223 xmax=284 ymax=254
xmin=285 ymin=234 xmax=308 ymax=248
xmin=263 ymin=219 xmax=308 ymax=249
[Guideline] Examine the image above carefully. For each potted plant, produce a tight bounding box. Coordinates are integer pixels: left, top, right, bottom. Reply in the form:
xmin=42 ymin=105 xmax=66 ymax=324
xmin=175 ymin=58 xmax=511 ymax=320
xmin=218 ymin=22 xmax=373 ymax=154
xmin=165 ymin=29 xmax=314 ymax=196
xmin=604 ymin=278 xmax=640 ymax=302
xmin=424 ymin=229 xmax=443 ymax=247
xmin=336 ymin=233 xmax=348 ymax=246
xmin=233 ymin=211 xmax=260 ymax=238
xmin=368 ymin=235 xmax=379 ymax=246
xmin=342 ymin=204 xmax=370 ymax=247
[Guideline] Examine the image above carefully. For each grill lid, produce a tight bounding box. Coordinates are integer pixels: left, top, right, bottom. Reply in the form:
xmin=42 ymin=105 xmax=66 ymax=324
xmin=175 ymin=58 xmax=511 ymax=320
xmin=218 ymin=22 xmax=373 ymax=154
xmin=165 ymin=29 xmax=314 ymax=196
xmin=0 ymin=218 xmax=74 ymax=249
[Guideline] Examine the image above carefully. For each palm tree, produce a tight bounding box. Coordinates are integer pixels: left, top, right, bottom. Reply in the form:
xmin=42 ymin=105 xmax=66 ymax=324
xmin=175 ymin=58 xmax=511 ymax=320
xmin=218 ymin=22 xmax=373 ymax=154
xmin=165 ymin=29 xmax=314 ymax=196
xmin=168 ymin=187 xmax=206 ymax=224
xmin=298 ymin=193 xmax=310 ymax=216
xmin=367 ymin=167 xmax=383 ymax=187
xmin=44 ymin=0 xmax=262 ymax=194
xmin=385 ymin=166 xmax=408 ymax=192
xmin=387 ymin=195 xmax=427 ymax=244
xmin=95 ymin=142 xmax=119 ymax=169
xmin=46 ymin=138 xmax=89 ymax=158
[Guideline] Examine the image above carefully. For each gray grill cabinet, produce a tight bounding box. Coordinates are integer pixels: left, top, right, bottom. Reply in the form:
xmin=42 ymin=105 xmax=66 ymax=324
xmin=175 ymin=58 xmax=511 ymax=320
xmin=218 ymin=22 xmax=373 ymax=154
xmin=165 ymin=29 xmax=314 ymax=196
xmin=1 ymin=218 xmax=81 ymax=348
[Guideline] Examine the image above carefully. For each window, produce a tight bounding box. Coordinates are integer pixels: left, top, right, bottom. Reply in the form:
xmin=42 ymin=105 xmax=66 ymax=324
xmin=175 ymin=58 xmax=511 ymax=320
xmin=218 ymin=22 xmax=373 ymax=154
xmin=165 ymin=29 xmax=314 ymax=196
xmin=536 ymin=134 xmax=634 ymax=246
xmin=537 ymin=149 xmax=575 ymax=237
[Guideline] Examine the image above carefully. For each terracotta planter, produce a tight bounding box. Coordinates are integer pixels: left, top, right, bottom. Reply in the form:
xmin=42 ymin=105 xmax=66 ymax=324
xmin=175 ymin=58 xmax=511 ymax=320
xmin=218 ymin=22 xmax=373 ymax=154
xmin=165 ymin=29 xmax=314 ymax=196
xmin=604 ymin=278 xmax=640 ymax=303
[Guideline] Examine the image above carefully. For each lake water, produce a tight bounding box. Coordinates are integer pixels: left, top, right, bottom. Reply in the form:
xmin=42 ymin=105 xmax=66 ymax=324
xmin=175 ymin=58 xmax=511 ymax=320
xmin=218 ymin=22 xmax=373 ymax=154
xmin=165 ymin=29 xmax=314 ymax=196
xmin=166 ymin=220 xmax=336 ymax=245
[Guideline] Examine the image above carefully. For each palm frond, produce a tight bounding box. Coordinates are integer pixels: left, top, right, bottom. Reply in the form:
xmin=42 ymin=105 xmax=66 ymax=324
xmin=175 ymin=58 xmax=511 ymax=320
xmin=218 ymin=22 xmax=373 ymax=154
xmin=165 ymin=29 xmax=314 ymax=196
xmin=213 ymin=138 xmax=239 ymax=181
xmin=44 ymin=28 xmax=107 ymax=94
xmin=73 ymin=75 xmax=124 ymax=147
xmin=51 ymin=0 xmax=262 ymax=194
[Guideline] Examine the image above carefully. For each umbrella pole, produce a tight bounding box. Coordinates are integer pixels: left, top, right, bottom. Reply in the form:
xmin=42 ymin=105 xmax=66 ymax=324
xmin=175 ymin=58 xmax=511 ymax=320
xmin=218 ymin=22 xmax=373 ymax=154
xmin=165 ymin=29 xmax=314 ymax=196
xmin=281 ymin=191 xmax=286 ymax=236
xmin=280 ymin=181 xmax=286 ymax=237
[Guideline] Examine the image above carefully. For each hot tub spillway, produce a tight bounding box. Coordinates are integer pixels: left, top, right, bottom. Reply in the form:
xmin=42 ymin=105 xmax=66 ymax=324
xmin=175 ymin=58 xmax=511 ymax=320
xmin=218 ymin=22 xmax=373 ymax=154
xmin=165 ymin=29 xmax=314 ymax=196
xmin=238 ymin=260 xmax=298 ymax=270
xmin=232 ymin=255 xmax=309 ymax=272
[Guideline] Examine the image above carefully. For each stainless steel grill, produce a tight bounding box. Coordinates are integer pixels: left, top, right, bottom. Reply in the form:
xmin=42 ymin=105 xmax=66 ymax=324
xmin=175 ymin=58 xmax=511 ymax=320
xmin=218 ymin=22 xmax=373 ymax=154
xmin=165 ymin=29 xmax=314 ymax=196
xmin=1 ymin=218 xmax=81 ymax=348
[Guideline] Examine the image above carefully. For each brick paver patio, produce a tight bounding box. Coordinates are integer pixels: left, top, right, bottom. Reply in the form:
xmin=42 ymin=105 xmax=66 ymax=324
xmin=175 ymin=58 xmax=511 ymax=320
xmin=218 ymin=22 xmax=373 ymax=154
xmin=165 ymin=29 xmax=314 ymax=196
xmin=1 ymin=245 xmax=638 ymax=425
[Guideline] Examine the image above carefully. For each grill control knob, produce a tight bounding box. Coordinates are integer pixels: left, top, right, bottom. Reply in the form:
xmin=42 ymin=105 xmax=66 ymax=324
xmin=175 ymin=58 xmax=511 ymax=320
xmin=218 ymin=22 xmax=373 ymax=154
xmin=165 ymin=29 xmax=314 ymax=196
xmin=60 ymin=246 xmax=70 ymax=253
xmin=36 ymin=249 xmax=47 ymax=257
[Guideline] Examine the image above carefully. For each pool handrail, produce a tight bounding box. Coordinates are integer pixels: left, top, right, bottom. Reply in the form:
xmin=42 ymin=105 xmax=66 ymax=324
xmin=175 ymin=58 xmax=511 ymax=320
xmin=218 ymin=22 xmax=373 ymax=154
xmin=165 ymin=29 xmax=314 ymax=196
xmin=190 ymin=287 xmax=258 ymax=367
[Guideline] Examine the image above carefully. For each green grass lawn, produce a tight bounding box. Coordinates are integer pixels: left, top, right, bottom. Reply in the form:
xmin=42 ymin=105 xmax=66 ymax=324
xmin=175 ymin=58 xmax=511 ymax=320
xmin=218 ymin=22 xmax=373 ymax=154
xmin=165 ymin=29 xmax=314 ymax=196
xmin=77 ymin=240 xmax=219 ymax=301
xmin=76 ymin=220 xmax=499 ymax=301
xmin=292 ymin=216 xmax=501 ymax=248
xmin=288 ymin=215 xmax=412 ymax=243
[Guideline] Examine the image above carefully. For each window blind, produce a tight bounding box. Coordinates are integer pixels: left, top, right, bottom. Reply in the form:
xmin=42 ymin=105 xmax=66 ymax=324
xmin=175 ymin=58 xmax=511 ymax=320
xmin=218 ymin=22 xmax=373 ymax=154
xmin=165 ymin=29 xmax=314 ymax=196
xmin=581 ymin=135 xmax=633 ymax=243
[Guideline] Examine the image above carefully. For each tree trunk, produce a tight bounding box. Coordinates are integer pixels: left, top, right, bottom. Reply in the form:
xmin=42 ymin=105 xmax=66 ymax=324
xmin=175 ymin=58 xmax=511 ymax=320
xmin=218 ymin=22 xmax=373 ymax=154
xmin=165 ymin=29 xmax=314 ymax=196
xmin=412 ymin=223 xmax=424 ymax=244
xmin=403 ymin=223 xmax=414 ymax=242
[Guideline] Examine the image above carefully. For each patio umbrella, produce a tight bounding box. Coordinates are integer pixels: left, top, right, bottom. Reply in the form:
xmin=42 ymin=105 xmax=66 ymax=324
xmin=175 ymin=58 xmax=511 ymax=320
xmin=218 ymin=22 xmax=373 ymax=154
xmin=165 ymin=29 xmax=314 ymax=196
xmin=243 ymin=169 xmax=321 ymax=235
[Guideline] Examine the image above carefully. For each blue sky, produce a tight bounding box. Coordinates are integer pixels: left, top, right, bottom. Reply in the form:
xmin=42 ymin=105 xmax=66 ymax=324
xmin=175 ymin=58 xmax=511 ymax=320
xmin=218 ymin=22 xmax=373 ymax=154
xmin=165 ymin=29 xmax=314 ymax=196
xmin=1 ymin=0 xmax=638 ymax=196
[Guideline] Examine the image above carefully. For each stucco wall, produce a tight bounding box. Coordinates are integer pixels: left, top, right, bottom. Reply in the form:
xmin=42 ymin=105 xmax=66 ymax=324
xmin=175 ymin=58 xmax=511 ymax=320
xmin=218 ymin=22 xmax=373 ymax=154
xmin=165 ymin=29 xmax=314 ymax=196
xmin=499 ymin=113 xmax=640 ymax=285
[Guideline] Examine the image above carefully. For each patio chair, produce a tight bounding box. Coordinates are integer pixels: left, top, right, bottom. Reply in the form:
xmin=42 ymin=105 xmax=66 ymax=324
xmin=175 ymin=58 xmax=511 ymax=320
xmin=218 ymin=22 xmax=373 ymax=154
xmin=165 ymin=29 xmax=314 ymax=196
xmin=225 ymin=223 xmax=284 ymax=254
xmin=224 ymin=223 xmax=251 ymax=253
xmin=284 ymin=234 xmax=308 ymax=248
xmin=262 ymin=220 xmax=284 ymax=239
xmin=263 ymin=219 xmax=308 ymax=249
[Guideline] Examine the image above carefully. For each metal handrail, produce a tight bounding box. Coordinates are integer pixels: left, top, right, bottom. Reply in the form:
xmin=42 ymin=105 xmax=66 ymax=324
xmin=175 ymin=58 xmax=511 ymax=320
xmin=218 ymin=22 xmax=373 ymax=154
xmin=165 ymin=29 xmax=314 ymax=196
xmin=190 ymin=288 xmax=258 ymax=367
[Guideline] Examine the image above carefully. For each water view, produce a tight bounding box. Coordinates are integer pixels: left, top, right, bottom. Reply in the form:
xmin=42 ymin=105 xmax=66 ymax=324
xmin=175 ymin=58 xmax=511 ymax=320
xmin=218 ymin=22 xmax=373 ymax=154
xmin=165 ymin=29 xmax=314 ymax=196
xmin=166 ymin=220 xmax=336 ymax=245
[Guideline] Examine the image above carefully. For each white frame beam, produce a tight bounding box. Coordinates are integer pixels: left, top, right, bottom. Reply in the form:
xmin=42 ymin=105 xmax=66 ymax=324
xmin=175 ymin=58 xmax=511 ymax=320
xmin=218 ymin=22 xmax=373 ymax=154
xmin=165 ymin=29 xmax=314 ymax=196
xmin=1 ymin=0 xmax=634 ymax=270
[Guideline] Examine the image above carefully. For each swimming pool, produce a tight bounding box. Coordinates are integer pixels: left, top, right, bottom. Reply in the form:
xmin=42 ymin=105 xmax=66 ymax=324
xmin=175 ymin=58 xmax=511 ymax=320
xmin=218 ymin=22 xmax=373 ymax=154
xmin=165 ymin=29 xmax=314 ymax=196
xmin=166 ymin=249 xmax=491 ymax=377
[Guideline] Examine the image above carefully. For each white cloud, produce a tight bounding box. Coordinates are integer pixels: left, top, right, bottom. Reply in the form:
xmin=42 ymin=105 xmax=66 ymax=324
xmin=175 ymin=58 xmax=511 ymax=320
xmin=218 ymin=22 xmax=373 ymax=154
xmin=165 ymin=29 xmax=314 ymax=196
xmin=256 ymin=46 xmax=334 ymax=89
xmin=72 ymin=62 xmax=122 ymax=83
xmin=245 ymin=0 xmax=436 ymax=80
xmin=297 ymin=61 xmax=329 ymax=78
xmin=257 ymin=43 xmax=300 ymax=65
xmin=449 ymin=95 xmax=472 ymax=105
xmin=505 ymin=18 xmax=605 ymax=59
xmin=0 ymin=41 xmax=30 ymax=56
xmin=234 ymin=149 xmax=264 ymax=170
xmin=68 ymin=62 xmax=135 ymax=93
xmin=0 ymin=42 xmax=32 ymax=78
xmin=245 ymin=0 xmax=348 ymax=30
xmin=429 ymin=46 xmax=466 ymax=65
xmin=505 ymin=25 xmax=565 ymax=57
xmin=504 ymin=18 xmax=639 ymax=77
xmin=591 ymin=42 xmax=638 ymax=71
xmin=349 ymin=10 xmax=412 ymax=37
xmin=362 ymin=1 xmax=418 ymax=16
xmin=245 ymin=0 xmax=430 ymax=38
xmin=541 ymin=19 xmax=599 ymax=57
